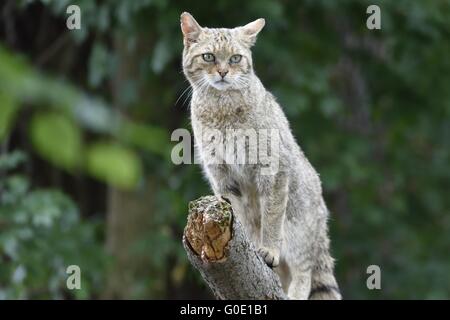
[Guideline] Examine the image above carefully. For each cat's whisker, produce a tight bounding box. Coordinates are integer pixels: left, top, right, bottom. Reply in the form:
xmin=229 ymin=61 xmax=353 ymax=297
xmin=176 ymin=75 xmax=206 ymax=108
xmin=195 ymin=78 xmax=210 ymax=96
xmin=182 ymin=87 xmax=194 ymax=107
xmin=184 ymin=77 xmax=209 ymax=107
xmin=175 ymin=84 xmax=194 ymax=107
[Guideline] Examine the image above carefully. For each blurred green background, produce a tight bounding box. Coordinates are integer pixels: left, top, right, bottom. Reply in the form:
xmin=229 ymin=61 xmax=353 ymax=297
xmin=0 ymin=0 xmax=449 ymax=299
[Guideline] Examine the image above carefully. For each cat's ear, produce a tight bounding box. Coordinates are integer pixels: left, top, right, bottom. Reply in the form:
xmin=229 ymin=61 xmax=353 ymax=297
xmin=239 ymin=18 xmax=265 ymax=46
xmin=180 ymin=12 xmax=202 ymax=45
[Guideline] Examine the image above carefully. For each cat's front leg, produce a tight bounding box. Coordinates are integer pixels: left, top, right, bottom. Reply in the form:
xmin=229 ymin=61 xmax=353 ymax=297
xmin=258 ymin=172 xmax=289 ymax=268
xmin=205 ymin=164 xmax=241 ymax=200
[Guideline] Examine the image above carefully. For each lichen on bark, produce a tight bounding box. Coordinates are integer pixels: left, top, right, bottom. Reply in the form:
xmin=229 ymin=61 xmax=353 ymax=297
xmin=184 ymin=195 xmax=232 ymax=262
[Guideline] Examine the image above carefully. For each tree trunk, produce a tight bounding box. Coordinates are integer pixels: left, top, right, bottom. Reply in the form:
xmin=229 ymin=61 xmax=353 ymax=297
xmin=104 ymin=186 xmax=154 ymax=298
xmin=183 ymin=196 xmax=287 ymax=300
xmin=104 ymin=34 xmax=156 ymax=299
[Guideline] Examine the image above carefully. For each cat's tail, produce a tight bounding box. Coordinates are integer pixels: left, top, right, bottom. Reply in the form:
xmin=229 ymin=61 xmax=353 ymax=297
xmin=309 ymin=231 xmax=342 ymax=300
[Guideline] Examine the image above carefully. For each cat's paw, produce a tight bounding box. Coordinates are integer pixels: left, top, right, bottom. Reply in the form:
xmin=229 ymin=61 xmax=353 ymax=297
xmin=258 ymin=246 xmax=280 ymax=268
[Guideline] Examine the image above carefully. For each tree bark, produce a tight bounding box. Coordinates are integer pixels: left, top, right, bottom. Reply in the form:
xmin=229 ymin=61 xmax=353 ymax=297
xmin=183 ymin=195 xmax=287 ymax=300
xmin=104 ymin=34 xmax=156 ymax=299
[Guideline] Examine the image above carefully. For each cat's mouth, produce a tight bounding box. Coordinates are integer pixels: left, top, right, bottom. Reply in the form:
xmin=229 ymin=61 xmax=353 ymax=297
xmin=208 ymin=75 xmax=233 ymax=90
xmin=211 ymin=79 xmax=232 ymax=90
xmin=215 ymin=79 xmax=229 ymax=84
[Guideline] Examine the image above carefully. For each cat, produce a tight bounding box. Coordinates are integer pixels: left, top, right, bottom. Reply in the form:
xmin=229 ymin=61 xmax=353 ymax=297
xmin=180 ymin=12 xmax=341 ymax=300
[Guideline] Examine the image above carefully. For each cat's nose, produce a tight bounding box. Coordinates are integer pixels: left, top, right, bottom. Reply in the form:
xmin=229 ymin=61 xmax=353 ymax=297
xmin=218 ymin=70 xmax=228 ymax=78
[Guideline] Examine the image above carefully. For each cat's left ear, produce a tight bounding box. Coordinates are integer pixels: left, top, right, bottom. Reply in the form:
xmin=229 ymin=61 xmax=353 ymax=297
xmin=180 ymin=12 xmax=202 ymax=46
xmin=239 ymin=18 xmax=265 ymax=46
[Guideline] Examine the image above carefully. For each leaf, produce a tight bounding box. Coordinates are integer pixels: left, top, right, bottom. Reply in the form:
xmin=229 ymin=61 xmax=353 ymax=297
xmin=121 ymin=122 xmax=170 ymax=157
xmin=0 ymin=91 xmax=19 ymax=141
xmin=86 ymin=142 xmax=141 ymax=189
xmin=0 ymin=150 xmax=27 ymax=171
xmin=30 ymin=112 xmax=82 ymax=170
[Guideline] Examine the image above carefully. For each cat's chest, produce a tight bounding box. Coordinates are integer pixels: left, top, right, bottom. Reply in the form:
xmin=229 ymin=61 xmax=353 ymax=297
xmin=191 ymin=92 xmax=255 ymax=129
xmin=194 ymin=104 xmax=251 ymax=129
xmin=196 ymin=126 xmax=258 ymax=171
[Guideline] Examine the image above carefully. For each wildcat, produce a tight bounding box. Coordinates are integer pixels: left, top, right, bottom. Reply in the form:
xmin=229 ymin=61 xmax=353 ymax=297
xmin=180 ymin=12 xmax=341 ymax=300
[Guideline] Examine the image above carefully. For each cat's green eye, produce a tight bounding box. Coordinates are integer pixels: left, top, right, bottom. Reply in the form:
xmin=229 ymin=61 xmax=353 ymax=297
xmin=202 ymin=53 xmax=215 ymax=62
xmin=229 ymin=54 xmax=242 ymax=64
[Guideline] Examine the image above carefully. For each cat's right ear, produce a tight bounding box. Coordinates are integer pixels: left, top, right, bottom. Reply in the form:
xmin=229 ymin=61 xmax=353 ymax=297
xmin=239 ymin=18 xmax=265 ymax=47
xmin=180 ymin=12 xmax=202 ymax=46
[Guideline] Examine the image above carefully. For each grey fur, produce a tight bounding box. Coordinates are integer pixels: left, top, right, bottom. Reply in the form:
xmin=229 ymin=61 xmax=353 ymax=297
xmin=180 ymin=12 xmax=341 ymax=300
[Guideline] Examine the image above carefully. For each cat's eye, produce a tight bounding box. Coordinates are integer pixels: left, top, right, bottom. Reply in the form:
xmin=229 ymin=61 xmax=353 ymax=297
xmin=229 ymin=54 xmax=242 ymax=64
xmin=202 ymin=53 xmax=215 ymax=62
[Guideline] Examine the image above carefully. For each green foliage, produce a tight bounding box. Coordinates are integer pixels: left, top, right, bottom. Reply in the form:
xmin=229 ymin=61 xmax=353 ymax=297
xmin=0 ymin=91 xmax=19 ymax=141
xmin=0 ymin=151 xmax=106 ymax=299
xmin=30 ymin=113 xmax=82 ymax=170
xmin=2 ymin=0 xmax=449 ymax=299
xmin=120 ymin=122 xmax=171 ymax=158
xmin=0 ymin=46 xmax=163 ymax=190
xmin=86 ymin=142 xmax=142 ymax=189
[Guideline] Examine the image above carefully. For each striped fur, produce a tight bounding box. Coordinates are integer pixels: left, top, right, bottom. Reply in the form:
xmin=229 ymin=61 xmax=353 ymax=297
xmin=181 ymin=12 xmax=341 ymax=300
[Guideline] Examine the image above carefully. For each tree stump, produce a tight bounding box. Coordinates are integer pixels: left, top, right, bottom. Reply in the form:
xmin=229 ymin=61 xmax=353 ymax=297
xmin=183 ymin=195 xmax=287 ymax=300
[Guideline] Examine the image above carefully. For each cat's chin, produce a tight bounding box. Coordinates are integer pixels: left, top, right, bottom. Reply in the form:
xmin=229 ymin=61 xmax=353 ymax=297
xmin=211 ymin=80 xmax=232 ymax=91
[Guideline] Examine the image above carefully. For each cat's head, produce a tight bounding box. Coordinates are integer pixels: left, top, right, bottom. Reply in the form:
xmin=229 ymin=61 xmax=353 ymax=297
xmin=180 ymin=12 xmax=265 ymax=91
